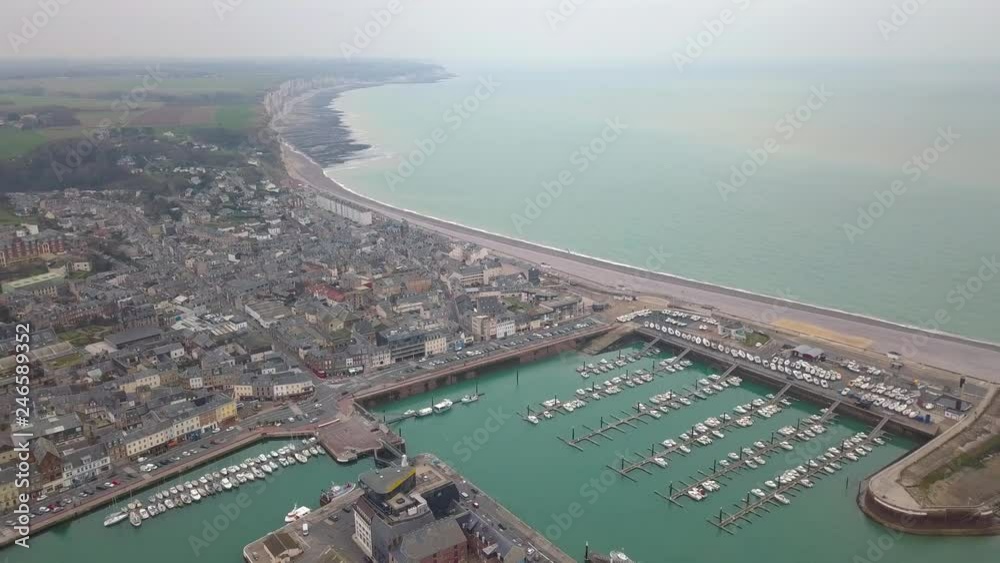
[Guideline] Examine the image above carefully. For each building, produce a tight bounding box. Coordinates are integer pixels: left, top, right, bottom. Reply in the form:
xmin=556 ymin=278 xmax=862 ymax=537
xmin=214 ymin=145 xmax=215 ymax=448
xmin=423 ymin=334 xmax=447 ymax=357
xmin=392 ymin=517 xmax=468 ymax=563
xmin=0 ymin=467 xmax=19 ymax=512
xmin=353 ymin=464 xmax=460 ymax=563
xmin=1 ymin=270 xmax=66 ymax=295
xmin=495 ymin=316 xmax=516 ymax=340
xmin=315 ymin=195 xmax=373 ymax=226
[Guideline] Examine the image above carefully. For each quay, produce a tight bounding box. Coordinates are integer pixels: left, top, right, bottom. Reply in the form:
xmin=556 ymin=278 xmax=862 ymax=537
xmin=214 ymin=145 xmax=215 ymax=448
xmin=706 ymin=415 xmax=891 ymax=534
xmin=605 ymin=383 xmax=794 ymax=478
xmin=353 ymin=323 xmax=612 ymax=408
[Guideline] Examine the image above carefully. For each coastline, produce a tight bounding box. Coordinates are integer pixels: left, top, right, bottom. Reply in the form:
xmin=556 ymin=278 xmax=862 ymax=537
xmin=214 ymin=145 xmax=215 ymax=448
xmin=275 ymin=91 xmax=1000 ymax=384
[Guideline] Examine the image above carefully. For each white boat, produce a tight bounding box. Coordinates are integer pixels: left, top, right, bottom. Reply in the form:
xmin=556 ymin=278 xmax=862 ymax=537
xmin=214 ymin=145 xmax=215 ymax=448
xmin=284 ymin=505 xmax=311 ymax=523
xmin=221 ymin=478 xmax=233 ymax=490
xmin=103 ymin=510 xmax=129 ymax=527
xmin=653 ymin=457 xmax=668 ymax=468
xmin=190 ymin=489 xmax=202 ymax=502
xmin=417 ymin=407 xmax=434 ymax=417
xmin=139 ymin=508 xmax=150 ymax=520
xmin=165 ymin=499 xmax=175 ymax=509
xmin=461 ymin=394 xmax=480 ymax=404
xmin=295 ymin=453 xmax=309 ymax=464
xmin=129 ymin=510 xmax=142 ymax=527
xmin=527 ymin=415 xmax=540 ymax=425
xmin=774 ymin=494 xmax=791 ymax=505
xmin=433 ymin=399 xmax=454 ymax=413
xmin=751 ymin=488 xmax=766 ymax=498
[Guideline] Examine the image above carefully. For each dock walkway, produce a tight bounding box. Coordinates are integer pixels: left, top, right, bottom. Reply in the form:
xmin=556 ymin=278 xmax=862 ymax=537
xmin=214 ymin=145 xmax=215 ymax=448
xmin=604 ymin=384 xmax=794 ymax=477
xmin=706 ymin=415 xmax=890 ymax=533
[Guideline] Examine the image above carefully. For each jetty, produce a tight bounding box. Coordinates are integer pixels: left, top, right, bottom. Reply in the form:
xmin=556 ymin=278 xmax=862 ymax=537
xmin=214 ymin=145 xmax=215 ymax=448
xmin=705 ymin=415 xmax=890 ymax=533
xmin=607 ymin=384 xmax=793 ymax=477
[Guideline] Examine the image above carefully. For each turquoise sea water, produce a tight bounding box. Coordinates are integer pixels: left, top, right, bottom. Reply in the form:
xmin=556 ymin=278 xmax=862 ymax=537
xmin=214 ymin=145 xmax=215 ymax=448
xmin=328 ymin=64 xmax=1000 ymax=343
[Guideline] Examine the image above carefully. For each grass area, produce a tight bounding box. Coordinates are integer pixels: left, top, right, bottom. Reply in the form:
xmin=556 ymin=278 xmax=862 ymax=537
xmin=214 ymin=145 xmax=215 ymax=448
xmin=0 ymin=75 xmax=284 ymax=97
xmin=58 ymin=325 xmax=114 ymax=347
xmin=0 ymin=128 xmax=47 ymax=159
xmin=0 ymin=94 xmax=114 ymax=111
xmin=744 ymin=331 xmax=771 ymax=348
xmin=919 ymin=433 xmax=1000 ymax=489
xmin=47 ymin=352 xmax=83 ymax=369
xmin=215 ymin=104 xmax=259 ymax=130
xmin=0 ymin=206 xmax=32 ymax=225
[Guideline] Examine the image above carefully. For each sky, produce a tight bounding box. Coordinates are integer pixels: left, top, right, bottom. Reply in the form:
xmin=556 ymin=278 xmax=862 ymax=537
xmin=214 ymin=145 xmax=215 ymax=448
xmin=1 ymin=0 xmax=998 ymax=64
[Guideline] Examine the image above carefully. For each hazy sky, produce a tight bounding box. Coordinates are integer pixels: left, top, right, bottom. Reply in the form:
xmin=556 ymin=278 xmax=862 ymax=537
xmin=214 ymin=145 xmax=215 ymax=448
xmin=2 ymin=0 xmax=997 ymax=64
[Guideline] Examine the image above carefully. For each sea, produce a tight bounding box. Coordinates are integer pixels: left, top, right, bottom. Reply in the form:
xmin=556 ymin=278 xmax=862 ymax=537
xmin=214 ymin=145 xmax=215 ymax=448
xmin=323 ymin=63 xmax=1000 ymax=344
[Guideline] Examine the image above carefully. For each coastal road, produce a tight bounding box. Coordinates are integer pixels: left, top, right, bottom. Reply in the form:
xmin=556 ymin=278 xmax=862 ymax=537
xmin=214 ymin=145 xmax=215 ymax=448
xmin=283 ymin=145 xmax=1000 ymax=385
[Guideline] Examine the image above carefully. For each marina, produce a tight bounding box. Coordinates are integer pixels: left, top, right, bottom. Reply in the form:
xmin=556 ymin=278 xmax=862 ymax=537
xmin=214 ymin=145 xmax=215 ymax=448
xmin=659 ymin=400 xmax=845 ymax=504
xmin=101 ymin=439 xmax=327 ymax=530
xmin=605 ymin=383 xmax=792 ymax=477
xmin=10 ymin=440 xmax=371 ymax=563
xmin=705 ymin=416 xmax=892 ymax=534
xmin=370 ymin=343 xmax=999 ymax=562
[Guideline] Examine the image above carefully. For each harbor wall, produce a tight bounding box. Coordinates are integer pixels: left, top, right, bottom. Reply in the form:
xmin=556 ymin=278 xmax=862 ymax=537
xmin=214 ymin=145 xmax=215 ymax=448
xmin=354 ymin=325 xmax=610 ymax=409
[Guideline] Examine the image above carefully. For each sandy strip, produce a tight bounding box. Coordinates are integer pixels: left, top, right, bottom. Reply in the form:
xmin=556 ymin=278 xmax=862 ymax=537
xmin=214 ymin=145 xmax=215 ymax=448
xmin=278 ymin=138 xmax=1000 ymax=385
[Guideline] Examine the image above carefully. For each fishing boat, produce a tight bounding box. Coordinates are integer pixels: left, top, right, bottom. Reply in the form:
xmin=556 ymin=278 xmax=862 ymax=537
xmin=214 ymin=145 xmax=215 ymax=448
xmin=319 ymin=482 xmax=355 ymax=506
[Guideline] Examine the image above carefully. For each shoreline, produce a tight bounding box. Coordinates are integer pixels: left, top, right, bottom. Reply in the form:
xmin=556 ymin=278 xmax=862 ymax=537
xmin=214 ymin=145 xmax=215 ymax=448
xmin=275 ymin=91 xmax=1000 ymax=384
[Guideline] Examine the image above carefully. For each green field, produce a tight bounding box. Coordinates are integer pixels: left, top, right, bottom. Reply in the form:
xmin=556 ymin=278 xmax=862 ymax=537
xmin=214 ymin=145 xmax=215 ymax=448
xmin=0 ymin=128 xmax=47 ymax=159
xmin=215 ymin=104 xmax=259 ymax=130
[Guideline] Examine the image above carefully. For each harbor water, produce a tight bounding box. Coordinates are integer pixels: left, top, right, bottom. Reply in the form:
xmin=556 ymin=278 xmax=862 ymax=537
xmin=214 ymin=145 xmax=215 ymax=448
xmin=373 ymin=343 xmax=1000 ymax=562
xmin=8 ymin=440 xmax=371 ymax=563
